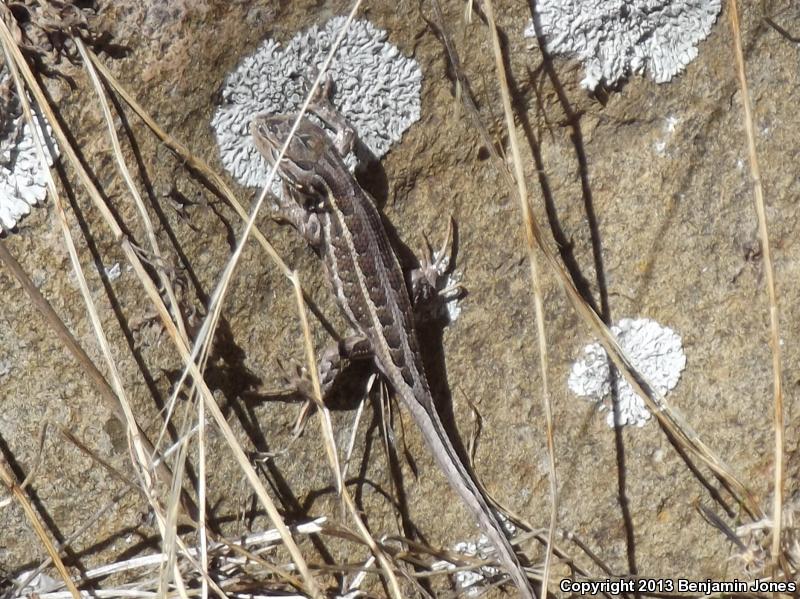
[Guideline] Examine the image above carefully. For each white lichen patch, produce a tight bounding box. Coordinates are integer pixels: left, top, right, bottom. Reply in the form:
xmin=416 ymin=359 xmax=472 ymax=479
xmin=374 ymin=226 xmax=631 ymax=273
xmin=0 ymin=72 xmax=58 ymax=232
xmin=654 ymin=114 xmax=680 ymax=156
xmin=104 ymin=262 xmax=122 ymax=281
xmin=431 ymin=517 xmax=517 ymax=595
xmin=211 ymin=16 xmax=422 ymax=189
xmin=568 ymin=318 xmax=686 ymax=427
xmin=449 ymin=537 xmax=499 ymax=595
xmin=525 ymin=0 xmax=721 ymax=89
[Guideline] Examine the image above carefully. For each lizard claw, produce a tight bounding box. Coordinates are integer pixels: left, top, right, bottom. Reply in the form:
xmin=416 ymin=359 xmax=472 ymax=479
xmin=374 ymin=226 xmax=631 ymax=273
xmin=274 ymin=358 xmax=317 ymax=437
xmin=302 ymin=68 xmax=356 ymax=157
xmin=411 ymin=217 xmax=464 ymax=307
xmin=307 ymin=68 xmax=335 ymax=106
xmin=275 ymin=357 xmax=314 ymax=398
xmin=428 ymin=216 xmax=455 ymax=279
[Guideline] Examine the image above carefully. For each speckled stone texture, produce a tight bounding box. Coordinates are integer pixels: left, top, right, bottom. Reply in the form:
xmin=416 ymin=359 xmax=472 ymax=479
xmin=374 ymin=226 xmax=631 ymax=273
xmin=0 ymin=0 xmax=797 ymax=596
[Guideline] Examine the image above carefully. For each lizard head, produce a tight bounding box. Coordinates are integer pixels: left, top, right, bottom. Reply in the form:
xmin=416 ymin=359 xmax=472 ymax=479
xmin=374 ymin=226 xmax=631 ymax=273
xmin=250 ymin=113 xmax=330 ymax=197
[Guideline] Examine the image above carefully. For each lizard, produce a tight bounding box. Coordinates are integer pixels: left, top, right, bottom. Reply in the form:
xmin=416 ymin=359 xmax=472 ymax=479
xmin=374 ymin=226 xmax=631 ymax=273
xmin=251 ymin=87 xmax=535 ymax=599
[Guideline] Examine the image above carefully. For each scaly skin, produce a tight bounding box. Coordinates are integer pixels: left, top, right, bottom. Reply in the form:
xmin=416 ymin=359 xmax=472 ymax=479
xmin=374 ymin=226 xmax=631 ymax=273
xmin=252 ymin=111 xmax=534 ymax=599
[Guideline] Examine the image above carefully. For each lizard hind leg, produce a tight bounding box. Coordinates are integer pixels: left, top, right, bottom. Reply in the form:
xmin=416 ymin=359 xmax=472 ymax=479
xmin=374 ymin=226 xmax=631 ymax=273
xmin=290 ymin=334 xmax=374 ymax=436
xmin=318 ymin=334 xmax=374 ymax=394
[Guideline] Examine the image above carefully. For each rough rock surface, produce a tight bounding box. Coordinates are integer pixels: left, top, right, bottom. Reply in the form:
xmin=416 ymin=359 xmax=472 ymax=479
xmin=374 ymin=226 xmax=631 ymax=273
xmin=1 ymin=0 xmax=797 ymax=595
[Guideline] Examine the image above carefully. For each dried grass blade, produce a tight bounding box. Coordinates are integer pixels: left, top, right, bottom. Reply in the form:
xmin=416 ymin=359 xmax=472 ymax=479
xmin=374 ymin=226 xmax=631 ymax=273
xmin=0 ymin=461 xmax=81 ymax=599
xmin=289 ymin=272 xmax=404 ymax=598
xmin=0 ymin=18 xmax=169 ymax=534
xmin=0 ymin=17 xmax=320 ymax=597
xmin=728 ymin=0 xmax=784 ymax=570
xmin=481 ymin=0 xmax=556 ymax=595
xmin=74 ymin=38 xmax=189 ymax=346
xmin=0 ymin=241 xmax=174 ymax=490
xmin=74 ymin=42 xmax=207 ymax=573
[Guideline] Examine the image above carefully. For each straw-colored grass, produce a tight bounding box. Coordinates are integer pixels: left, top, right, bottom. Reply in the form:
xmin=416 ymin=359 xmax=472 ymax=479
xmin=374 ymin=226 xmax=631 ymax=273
xmin=727 ymin=0 xmax=785 ymax=577
xmin=0 ymin=0 xmax=796 ymax=597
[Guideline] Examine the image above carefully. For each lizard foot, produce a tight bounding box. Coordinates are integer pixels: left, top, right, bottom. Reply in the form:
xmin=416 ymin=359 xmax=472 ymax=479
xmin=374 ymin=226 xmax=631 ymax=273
xmin=304 ymin=69 xmax=356 ymax=157
xmin=277 ymin=336 xmax=370 ymax=437
xmin=410 ymin=217 xmax=465 ymax=312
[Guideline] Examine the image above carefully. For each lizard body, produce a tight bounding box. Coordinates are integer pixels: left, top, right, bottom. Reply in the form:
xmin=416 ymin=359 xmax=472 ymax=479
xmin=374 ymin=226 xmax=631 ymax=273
xmin=252 ymin=109 xmax=534 ymax=599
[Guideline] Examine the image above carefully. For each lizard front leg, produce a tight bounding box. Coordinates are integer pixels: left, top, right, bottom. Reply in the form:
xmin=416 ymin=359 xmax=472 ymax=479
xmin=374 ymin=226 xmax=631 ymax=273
xmin=272 ymin=184 xmax=324 ymax=251
xmin=305 ymin=74 xmax=357 ymax=158
xmin=409 ymin=218 xmax=464 ymax=315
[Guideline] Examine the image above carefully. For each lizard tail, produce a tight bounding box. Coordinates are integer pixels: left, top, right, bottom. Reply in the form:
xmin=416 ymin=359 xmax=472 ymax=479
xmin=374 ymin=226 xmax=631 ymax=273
xmin=403 ymin=393 xmax=536 ymax=599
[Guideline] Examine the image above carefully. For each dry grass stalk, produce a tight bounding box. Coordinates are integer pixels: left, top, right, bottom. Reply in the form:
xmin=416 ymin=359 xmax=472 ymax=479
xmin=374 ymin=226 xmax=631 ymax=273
xmin=0 ymin=461 xmax=81 ymax=599
xmin=0 ymin=13 xmax=321 ymax=597
xmin=1 ymin=19 xmax=189 ymax=591
xmin=727 ymin=0 xmax=786 ymax=575
xmin=2 ymin=14 xmax=161 ymax=510
xmin=16 ymin=519 xmax=326 ymax=598
xmin=480 ymin=0 xmax=557 ymax=594
xmin=73 ymin=37 xmax=197 ymax=598
xmin=0 ymin=240 xmax=176 ymax=492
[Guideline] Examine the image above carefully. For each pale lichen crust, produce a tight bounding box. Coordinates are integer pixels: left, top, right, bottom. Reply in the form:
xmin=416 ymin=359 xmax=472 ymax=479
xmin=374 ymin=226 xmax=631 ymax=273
xmin=526 ymin=0 xmax=721 ymax=89
xmin=568 ymin=317 xmax=686 ymax=427
xmin=0 ymin=71 xmax=59 ymax=232
xmin=211 ymin=17 xmax=422 ymax=189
